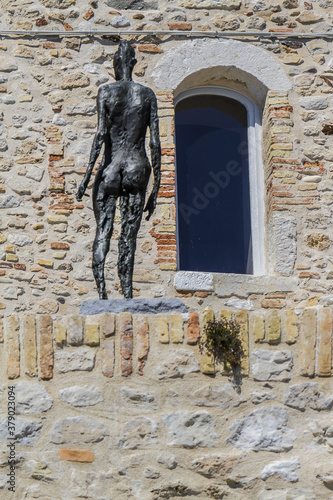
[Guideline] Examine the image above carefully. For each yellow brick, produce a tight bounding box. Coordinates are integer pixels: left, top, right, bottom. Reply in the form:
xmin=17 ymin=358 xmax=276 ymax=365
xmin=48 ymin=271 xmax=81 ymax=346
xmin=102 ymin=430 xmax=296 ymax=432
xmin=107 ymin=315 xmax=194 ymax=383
xmin=266 ymin=310 xmax=281 ymax=344
xmin=269 ymin=142 xmax=293 ymax=151
xmin=316 ymin=308 xmax=332 ymax=377
xmin=284 ymin=310 xmax=298 ymax=344
xmin=84 ymin=315 xmax=100 ymax=346
xmin=268 ymin=150 xmax=291 ymax=161
xmin=251 ymin=314 xmax=265 ymax=343
xmin=0 ymin=232 xmax=7 ymax=244
xmin=50 ymin=49 xmax=58 ymax=57
xmin=54 ymin=319 xmax=66 ymax=346
xmin=300 ymin=309 xmax=316 ymax=377
xmin=170 ymin=313 xmax=183 ymax=343
xmin=22 ymin=315 xmax=37 ymax=377
xmin=0 ymin=316 xmax=3 ymax=343
xmin=159 ymin=263 xmax=177 ymax=271
xmin=5 ymin=315 xmax=20 ymax=379
xmin=37 ymin=259 xmax=54 ymax=268
xmin=6 ymin=254 xmax=18 ymax=262
xmin=18 ymin=95 xmax=33 ymax=102
xmin=219 ymin=310 xmax=232 ymax=321
xmin=33 ymin=223 xmax=44 ymax=230
xmin=155 ymin=317 xmax=169 ymax=344
xmin=201 ymin=309 xmax=215 ymax=374
xmin=67 ymin=314 xmax=83 ymax=345
xmin=267 ymin=97 xmax=289 ymax=105
xmin=6 ymin=245 xmax=15 ymax=253
xmin=235 ymin=310 xmax=249 ymax=375
xmin=47 ymin=214 xmax=67 ymax=224
xmin=53 ymin=251 xmax=66 ymax=259
xmin=273 ymin=170 xmax=293 ymax=179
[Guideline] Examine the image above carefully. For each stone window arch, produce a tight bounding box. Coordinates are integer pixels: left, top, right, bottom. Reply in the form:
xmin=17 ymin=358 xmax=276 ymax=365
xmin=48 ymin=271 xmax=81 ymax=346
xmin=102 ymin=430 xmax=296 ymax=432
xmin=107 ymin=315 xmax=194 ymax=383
xmin=152 ymin=39 xmax=293 ymax=286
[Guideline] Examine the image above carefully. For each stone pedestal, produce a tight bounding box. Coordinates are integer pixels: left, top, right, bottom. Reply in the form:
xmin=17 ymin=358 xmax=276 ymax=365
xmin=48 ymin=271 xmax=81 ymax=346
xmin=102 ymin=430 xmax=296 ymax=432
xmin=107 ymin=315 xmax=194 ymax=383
xmin=80 ymin=298 xmax=187 ymax=315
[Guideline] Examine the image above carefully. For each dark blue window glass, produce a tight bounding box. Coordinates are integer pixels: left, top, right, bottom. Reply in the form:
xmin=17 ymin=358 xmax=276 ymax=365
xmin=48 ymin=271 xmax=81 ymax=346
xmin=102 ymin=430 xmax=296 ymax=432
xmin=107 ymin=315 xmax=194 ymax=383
xmin=175 ymin=94 xmax=252 ymax=274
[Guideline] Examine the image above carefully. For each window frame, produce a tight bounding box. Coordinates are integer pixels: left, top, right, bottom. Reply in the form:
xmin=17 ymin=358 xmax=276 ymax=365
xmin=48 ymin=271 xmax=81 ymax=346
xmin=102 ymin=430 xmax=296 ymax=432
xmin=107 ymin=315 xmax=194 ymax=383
xmin=174 ymin=86 xmax=266 ymax=276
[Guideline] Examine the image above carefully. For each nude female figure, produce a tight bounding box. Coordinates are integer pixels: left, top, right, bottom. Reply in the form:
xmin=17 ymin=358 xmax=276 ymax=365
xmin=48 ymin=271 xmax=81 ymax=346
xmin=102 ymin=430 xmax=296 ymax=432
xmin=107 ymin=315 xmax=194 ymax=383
xmin=76 ymin=40 xmax=161 ymax=299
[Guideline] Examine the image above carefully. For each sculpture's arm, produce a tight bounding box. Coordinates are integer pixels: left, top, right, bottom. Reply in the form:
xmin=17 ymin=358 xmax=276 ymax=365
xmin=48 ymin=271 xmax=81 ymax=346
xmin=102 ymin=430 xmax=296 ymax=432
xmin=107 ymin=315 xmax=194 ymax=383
xmin=144 ymin=92 xmax=161 ymax=221
xmin=76 ymin=87 xmax=107 ymax=201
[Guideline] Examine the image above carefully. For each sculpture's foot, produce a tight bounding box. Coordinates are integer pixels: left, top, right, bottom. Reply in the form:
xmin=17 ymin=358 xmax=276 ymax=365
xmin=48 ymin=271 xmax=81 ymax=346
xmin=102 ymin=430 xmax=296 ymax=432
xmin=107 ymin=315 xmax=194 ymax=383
xmin=99 ymin=288 xmax=108 ymax=300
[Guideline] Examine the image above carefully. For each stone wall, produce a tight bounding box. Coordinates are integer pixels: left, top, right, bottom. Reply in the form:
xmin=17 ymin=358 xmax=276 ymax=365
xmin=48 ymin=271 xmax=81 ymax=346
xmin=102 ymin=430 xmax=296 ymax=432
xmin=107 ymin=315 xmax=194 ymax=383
xmin=0 ymin=308 xmax=333 ymax=499
xmin=0 ymin=0 xmax=332 ymax=315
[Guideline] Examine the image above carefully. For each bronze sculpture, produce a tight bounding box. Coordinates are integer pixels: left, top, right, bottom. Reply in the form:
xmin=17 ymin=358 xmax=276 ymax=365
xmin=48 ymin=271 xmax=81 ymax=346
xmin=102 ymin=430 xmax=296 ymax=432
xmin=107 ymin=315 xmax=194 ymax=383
xmin=76 ymin=40 xmax=161 ymax=299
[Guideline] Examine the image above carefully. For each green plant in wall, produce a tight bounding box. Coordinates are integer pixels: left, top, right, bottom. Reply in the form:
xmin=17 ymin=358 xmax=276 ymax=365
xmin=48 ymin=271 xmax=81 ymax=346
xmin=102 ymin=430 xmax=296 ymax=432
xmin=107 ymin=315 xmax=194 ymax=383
xmin=199 ymin=318 xmax=244 ymax=369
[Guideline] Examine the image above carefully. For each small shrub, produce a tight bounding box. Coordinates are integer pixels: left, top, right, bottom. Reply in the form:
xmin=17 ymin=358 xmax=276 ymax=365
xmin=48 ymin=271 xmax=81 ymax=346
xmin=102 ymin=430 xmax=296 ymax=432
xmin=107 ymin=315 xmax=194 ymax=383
xmin=199 ymin=318 xmax=244 ymax=368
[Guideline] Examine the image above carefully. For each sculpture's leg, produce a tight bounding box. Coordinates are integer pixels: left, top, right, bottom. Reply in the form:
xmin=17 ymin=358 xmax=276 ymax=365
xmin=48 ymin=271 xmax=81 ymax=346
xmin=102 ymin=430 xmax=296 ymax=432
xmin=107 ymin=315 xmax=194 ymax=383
xmin=92 ymin=194 xmax=117 ymax=300
xmin=118 ymin=191 xmax=145 ymax=299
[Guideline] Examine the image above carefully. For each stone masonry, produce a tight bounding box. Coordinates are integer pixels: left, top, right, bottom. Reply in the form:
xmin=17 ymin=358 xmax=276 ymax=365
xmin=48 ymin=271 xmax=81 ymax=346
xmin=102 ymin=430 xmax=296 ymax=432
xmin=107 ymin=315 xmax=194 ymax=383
xmin=0 ymin=0 xmax=333 ymax=498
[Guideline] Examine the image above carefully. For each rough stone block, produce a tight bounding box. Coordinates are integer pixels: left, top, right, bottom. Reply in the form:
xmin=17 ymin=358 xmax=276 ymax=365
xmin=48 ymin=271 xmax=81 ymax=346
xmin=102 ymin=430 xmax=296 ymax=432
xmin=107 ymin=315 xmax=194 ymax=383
xmin=22 ymin=315 xmax=37 ymax=377
xmin=266 ymin=310 xmax=281 ymax=344
xmin=50 ymin=417 xmax=108 ymax=444
xmin=4 ymin=315 xmax=20 ymax=379
xmin=55 ymin=348 xmax=95 ymax=373
xmin=38 ymin=315 xmax=53 ymax=380
xmin=119 ymin=312 xmax=133 ymax=376
xmin=300 ymin=309 xmax=316 ymax=377
xmin=59 ymin=385 xmax=103 ymax=407
xmin=84 ymin=315 xmax=100 ymax=346
xmin=261 ymin=458 xmax=300 ymax=482
xmin=267 ymin=213 xmax=297 ymax=276
xmin=190 ymin=384 xmax=246 ymax=409
xmin=228 ymin=406 xmax=295 ymax=452
xmin=117 ymin=417 xmax=158 ymax=449
xmin=102 ymin=340 xmax=114 ymax=378
xmin=15 ymin=382 xmax=53 ymax=414
xmin=170 ymin=313 xmax=184 ymax=343
xmin=136 ymin=315 xmax=149 ymax=375
xmin=157 ymin=349 xmax=200 ymax=379
xmin=163 ymin=411 xmax=217 ymax=448
xmin=316 ymin=308 xmax=332 ymax=376
xmin=283 ymin=382 xmax=333 ymax=411
xmin=0 ymin=418 xmax=42 ymax=446
xmin=252 ymin=349 xmax=293 ymax=381
xmin=174 ymin=271 xmax=213 ymax=291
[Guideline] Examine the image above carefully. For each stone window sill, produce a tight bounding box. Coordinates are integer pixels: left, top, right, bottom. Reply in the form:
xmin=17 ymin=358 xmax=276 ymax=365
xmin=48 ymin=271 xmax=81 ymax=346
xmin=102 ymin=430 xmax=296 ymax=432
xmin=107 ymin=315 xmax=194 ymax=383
xmin=174 ymin=271 xmax=297 ymax=297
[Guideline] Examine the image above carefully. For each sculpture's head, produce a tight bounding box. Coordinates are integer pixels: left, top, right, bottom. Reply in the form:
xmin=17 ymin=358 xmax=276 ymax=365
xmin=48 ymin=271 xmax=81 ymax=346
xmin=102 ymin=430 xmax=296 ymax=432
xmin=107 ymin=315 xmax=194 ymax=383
xmin=114 ymin=40 xmax=137 ymax=81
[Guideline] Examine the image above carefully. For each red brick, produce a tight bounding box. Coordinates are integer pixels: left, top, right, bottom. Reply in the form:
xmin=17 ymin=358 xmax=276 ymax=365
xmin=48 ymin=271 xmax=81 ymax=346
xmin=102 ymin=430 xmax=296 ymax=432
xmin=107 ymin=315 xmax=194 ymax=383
xmin=36 ymin=18 xmax=48 ymax=26
xmin=83 ymin=9 xmax=94 ymax=20
xmin=50 ymin=242 xmax=70 ymax=250
xmin=63 ymin=23 xmax=73 ymax=31
xmin=168 ymin=22 xmax=192 ymax=30
xmin=14 ymin=263 xmax=26 ymax=270
xmin=187 ymin=312 xmax=200 ymax=345
xmin=43 ymin=42 xmax=56 ymax=49
xmin=138 ymin=44 xmax=163 ymax=54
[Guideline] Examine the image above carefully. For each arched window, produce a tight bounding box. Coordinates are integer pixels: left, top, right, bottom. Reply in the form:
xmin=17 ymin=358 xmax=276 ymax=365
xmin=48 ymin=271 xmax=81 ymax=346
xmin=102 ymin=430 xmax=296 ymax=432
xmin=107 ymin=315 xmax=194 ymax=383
xmin=174 ymin=87 xmax=265 ymax=276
